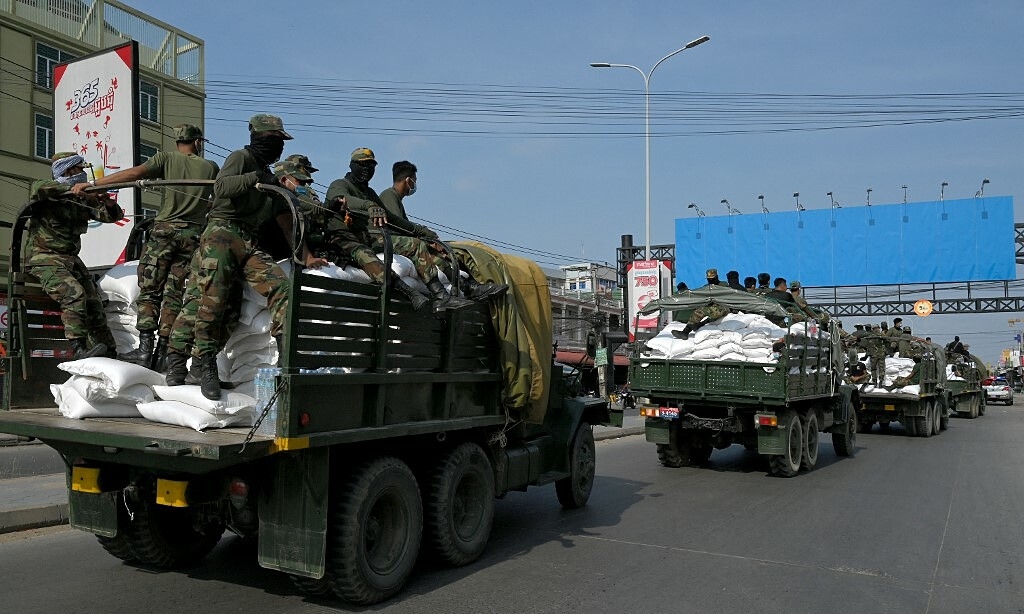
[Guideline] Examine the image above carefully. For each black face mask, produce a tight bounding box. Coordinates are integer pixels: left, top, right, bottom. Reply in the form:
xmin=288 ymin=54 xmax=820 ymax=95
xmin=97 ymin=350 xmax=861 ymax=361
xmin=246 ymin=133 xmax=285 ymax=166
xmin=349 ymin=161 xmax=376 ymax=185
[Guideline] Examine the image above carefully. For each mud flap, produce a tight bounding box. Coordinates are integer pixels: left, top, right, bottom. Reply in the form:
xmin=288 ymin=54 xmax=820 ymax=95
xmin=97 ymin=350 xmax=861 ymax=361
xmin=756 ymin=426 xmax=787 ymax=455
xmin=258 ymin=446 xmax=329 ymax=578
xmin=68 ymin=489 xmax=118 ymax=538
xmin=645 ymin=418 xmax=671 ymax=444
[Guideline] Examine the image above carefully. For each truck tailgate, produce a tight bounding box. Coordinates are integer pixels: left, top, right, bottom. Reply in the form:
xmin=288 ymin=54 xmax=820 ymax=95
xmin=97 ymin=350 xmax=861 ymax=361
xmin=0 ymin=407 xmax=274 ymax=463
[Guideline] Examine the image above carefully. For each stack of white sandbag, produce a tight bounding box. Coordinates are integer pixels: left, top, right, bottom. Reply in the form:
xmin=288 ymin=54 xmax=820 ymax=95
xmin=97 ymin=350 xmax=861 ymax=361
xmin=858 ymin=355 xmax=921 ymax=394
xmin=946 ymin=364 xmax=965 ymax=381
xmin=97 ymin=260 xmax=142 ymax=354
xmin=51 ymin=357 xmax=163 ymax=419
xmin=642 ymin=313 xmax=787 ymax=363
xmin=138 ymin=385 xmax=255 ymax=432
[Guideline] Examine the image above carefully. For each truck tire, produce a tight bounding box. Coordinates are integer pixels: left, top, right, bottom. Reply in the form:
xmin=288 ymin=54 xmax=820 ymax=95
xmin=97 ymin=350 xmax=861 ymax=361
xmin=979 ymin=395 xmax=986 ymax=415
xmin=801 ymin=412 xmax=819 ymax=472
xmin=967 ymin=395 xmax=979 ymax=419
xmin=96 ymin=494 xmax=138 ymax=562
xmin=904 ymin=417 xmax=918 ymax=437
xmin=123 ymin=499 xmax=224 ymax=569
xmin=328 ymin=456 xmax=422 ymax=605
xmin=930 ymin=400 xmax=941 ymax=436
xmin=289 ymin=574 xmax=334 ymax=596
xmin=656 ymin=424 xmax=710 ymax=468
xmin=556 ymin=421 xmax=597 ymax=509
xmin=832 ymin=400 xmax=857 ymax=457
xmin=939 ymin=398 xmax=950 ymax=431
xmin=425 ymin=442 xmax=495 ymax=566
xmin=769 ymin=412 xmax=802 ymax=477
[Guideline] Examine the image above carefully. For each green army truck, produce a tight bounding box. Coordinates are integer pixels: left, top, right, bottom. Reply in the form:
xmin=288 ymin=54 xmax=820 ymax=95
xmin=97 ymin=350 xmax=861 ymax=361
xmin=946 ymin=356 xmax=987 ymax=419
xmin=628 ymin=287 xmax=858 ymax=478
xmin=0 ymin=183 xmax=618 ymax=605
xmin=857 ymin=346 xmax=950 ymax=437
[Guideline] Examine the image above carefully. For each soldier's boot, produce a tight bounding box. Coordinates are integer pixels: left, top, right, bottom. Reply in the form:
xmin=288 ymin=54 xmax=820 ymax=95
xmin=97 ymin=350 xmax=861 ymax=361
xmin=461 ymin=276 xmax=509 ymax=301
xmin=151 ymin=337 xmax=169 ymax=372
xmin=391 ymin=277 xmax=430 ymax=311
xmin=121 ymin=330 xmax=155 ymax=367
xmin=70 ymin=339 xmax=108 ymax=361
xmin=670 ymin=325 xmax=695 ymax=340
xmin=165 ymin=351 xmax=189 ymax=386
xmin=198 ymin=354 xmax=221 ymax=400
xmin=426 ymin=278 xmax=474 ymax=312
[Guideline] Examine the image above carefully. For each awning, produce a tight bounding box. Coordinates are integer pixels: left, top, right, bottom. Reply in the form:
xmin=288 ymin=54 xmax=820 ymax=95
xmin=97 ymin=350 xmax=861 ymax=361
xmin=555 ymin=349 xmax=629 ymax=368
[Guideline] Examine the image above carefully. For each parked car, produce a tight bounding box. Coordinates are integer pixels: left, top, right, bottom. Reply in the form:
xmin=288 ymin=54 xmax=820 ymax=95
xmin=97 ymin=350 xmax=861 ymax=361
xmin=984 ymin=378 xmax=1014 ymax=405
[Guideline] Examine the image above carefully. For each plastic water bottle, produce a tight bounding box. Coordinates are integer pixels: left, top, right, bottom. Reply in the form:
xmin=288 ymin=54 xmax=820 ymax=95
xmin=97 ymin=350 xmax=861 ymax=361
xmin=254 ymin=367 xmax=281 ymax=437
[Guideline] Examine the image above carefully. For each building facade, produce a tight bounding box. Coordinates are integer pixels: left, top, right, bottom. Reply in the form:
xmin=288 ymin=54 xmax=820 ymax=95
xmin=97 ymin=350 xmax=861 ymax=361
xmin=0 ymin=0 xmax=206 ymax=255
xmin=545 ymin=263 xmax=623 ymax=351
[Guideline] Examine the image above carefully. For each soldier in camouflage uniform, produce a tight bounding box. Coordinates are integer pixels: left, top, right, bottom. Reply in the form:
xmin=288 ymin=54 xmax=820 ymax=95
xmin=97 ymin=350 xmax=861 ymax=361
xmin=325 ymin=148 xmax=473 ymax=312
xmin=164 ymin=114 xmax=326 ymax=399
xmin=887 ymin=355 xmax=922 ymax=389
xmin=27 ymin=152 xmax=124 ymax=359
xmin=859 ymin=325 xmax=889 ymax=386
xmin=73 ymin=124 xmax=219 ymax=370
xmin=670 ymin=301 xmax=731 ymax=340
xmin=379 ymin=160 xmax=506 ymax=301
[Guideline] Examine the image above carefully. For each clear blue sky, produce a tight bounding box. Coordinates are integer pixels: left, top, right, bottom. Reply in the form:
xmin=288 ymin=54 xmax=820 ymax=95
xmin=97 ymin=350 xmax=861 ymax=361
xmin=127 ymin=0 xmax=1024 ymax=365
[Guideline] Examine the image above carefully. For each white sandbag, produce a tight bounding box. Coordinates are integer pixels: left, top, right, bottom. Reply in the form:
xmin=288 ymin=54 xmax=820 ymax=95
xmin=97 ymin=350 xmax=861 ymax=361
xmin=97 ymin=260 xmax=141 ymax=304
xmin=718 ymin=342 xmax=745 ymax=356
xmin=137 ymin=400 xmax=250 ymax=432
xmin=693 ymin=329 xmax=725 ymax=344
xmin=714 ymin=318 xmax=748 ymax=332
xmin=722 ymin=313 xmax=764 ymax=327
xmin=105 ymin=300 xmax=134 ymax=315
xmin=238 ymin=300 xmax=264 ymax=326
xmin=59 ymin=357 xmax=164 ymax=393
xmin=50 ymin=385 xmax=142 ymax=419
xmin=387 ymin=254 xmax=416 ymax=278
xmin=721 ymin=352 xmax=747 ymax=362
xmin=152 ymin=385 xmax=255 ymax=415
xmin=225 ymin=336 xmax=275 ymax=359
xmin=342 ymin=265 xmax=373 ymax=283
xmin=111 ymin=330 xmax=140 ymax=353
xmin=64 ymin=375 xmax=155 ymax=404
xmin=690 ymin=348 xmax=722 ymax=360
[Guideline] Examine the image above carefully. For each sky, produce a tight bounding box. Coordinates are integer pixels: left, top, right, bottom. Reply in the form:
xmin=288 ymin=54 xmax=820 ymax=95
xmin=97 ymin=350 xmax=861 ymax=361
xmin=123 ymin=0 xmax=1024 ymax=365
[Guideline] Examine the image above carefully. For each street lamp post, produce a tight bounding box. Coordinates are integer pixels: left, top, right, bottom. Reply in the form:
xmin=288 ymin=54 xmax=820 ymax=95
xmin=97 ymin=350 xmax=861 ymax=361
xmin=591 ymin=35 xmax=710 ymax=260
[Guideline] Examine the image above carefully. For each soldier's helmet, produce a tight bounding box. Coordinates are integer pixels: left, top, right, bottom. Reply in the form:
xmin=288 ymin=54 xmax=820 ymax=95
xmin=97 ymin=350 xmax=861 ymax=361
xmin=248 ymin=113 xmax=293 ymax=139
xmin=904 ymin=327 xmax=912 ymax=334
xmin=174 ymin=124 xmax=204 ymax=142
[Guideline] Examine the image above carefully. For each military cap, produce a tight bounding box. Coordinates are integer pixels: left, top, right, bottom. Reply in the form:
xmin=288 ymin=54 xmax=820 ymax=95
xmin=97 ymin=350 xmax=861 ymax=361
xmin=871 ymin=325 xmax=881 ymax=331
xmin=248 ymin=114 xmax=293 ymax=139
xmin=789 ymin=280 xmax=801 ymax=290
xmin=880 ymin=321 xmax=888 ymax=329
xmin=174 ymin=124 xmax=203 ymax=141
xmin=272 ymin=160 xmax=311 ymax=181
xmin=285 ymin=153 xmax=318 ymax=173
xmin=706 ymin=268 xmax=718 ymax=278
xmin=903 ymin=326 xmax=912 ymax=334
xmin=893 ymin=317 xmax=903 ymax=325
xmin=351 ymin=147 xmax=377 ymax=164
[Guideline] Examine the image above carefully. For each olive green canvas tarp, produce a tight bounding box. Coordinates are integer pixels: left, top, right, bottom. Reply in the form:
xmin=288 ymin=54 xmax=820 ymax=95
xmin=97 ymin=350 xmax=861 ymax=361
xmin=453 ymin=241 xmax=552 ymax=424
xmin=639 ymin=284 xmax=792 ymax=321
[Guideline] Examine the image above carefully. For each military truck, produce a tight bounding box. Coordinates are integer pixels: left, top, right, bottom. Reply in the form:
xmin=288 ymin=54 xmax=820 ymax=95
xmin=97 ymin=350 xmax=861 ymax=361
xmin=628 ymin=286 xmax=858 ymax=478
xmin=0 ymin=183 xmax=618 ymax=605
xmin=946 ymin=355 xmax=986 ymax=419
xmin=857 ymin=345 xmax=949 ymax=437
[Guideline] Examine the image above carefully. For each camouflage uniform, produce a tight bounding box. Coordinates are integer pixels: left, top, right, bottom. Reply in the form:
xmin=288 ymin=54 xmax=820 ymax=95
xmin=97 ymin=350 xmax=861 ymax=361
xmin=859 ymin=329 xmax=888 ymax=385
xmin=671 ymin=302 xmax=731 ymax=340
xmin=133 ymin=141 xmax=219 ymax=336
xmin=24 ymin=180 xmax=122 ymax=346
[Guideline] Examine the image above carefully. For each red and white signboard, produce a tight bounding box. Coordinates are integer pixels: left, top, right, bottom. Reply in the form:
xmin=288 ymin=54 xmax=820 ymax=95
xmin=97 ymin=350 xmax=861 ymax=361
xmin=626 ymin=259 xmax=673 ymax=341
xmin=53 ymin=42 xmax=139 ymax=268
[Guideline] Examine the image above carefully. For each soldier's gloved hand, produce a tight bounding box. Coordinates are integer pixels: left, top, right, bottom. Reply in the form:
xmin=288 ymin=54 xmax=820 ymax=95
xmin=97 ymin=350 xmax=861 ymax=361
xmin=367 ymin=205 xmax=387 ymax=227
xmin=255 ymin=170 xmax=277 ymax=186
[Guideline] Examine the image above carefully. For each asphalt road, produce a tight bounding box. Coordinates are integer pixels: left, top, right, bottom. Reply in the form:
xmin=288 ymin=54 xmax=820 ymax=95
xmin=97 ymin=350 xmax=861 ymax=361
xmin=1 ymin=404 xmax=1021 ymax=614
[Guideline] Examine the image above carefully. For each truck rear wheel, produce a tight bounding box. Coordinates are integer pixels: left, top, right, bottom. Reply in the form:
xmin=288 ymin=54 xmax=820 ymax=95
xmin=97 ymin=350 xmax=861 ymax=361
xmin=557 ymin=421 xmax=597 ymax=509
xmin=425 ymin=442 xmax=495 ymax=566
xmin=656 ymin=423 xmax=710 ymax=468
xmin=289 ymin=574 xmax=334 ymax=596
xmin=980 ymin=395 xmax=986 ymax=415
xmin=769 ymin=412 xmax=802 ymax=477
xmin=832 ymin=400 xmax=857 ymax=457
xmin=917 ymin=401 xmax=933 ymax=438
xmin=96 ymin=493 xmax=138 ymax=562
xmin=123 ymin=499 xmax=224 ymax=569
xmin=929 ymin=401 xmax=941 ymax=436
xmin=801 ymin=412 xmax=819 ymax=471
xmin=328 ymin=456 xmax=422 ymax=605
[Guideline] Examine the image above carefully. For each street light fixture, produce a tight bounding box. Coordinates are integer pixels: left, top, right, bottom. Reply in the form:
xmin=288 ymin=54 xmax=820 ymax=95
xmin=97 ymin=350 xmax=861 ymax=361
xmin=941 ymin=181 xmax=948 ymax=201
xmin=976 ymin=178 xmax=990 ymax=198
xmin=590 ymin=35 xmax=711 ymax=260
xmin=758 ymin=194 xmax=768 ymax=213
xmin=866 ymin=188 xmax=872 ymax=206
xmin=793 ymin=192 xmax=804 ymax=211
xmin=687 ymin=202 xmax=705 ymax=217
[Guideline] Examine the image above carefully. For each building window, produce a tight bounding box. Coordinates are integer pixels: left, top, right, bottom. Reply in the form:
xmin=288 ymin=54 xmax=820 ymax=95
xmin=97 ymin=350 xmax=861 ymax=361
xmin=34 ymin=113 xmax=54 ymax=160
xmin=140 ymin=81 xmax=159 ymax=123
xmin=36 ymin=42 xmax=75 ymax=89
xmin=139 ymin=143 xmax=158 ymax=162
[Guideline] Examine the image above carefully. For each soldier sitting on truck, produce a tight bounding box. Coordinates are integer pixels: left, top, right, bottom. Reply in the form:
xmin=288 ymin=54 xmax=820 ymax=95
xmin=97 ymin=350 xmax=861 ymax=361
xmin=26 ymin=152 xmax=125 ymax=360
xmin=846 ymin=361 xmax=870 ymax=385
xmin=670 ymin=301 xmax=731 ymax=340
xmin=887 ymin=355 xmax=922 ymax=390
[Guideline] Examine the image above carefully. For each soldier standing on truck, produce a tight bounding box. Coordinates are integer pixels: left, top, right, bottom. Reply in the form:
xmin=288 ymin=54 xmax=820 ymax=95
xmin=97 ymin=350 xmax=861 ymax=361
xmin=378 ymin=160 xmax=506 ymax=301
xmin=325 ymin=148 xmax=473 ymax=312
xmin=164 ymin=114 xmax=326 ymax=400
xmin=26 ymin=152 xmax=125 ymax=360
xmin=860 ymin=325 xmax=888 ymax=386
xmin=72 ymin=124 xmax=219 ymax=371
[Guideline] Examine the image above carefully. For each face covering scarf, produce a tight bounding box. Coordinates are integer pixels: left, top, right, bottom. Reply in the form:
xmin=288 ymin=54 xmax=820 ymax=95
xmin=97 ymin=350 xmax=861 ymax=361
xmin=246 ymin=134 xmax=285 ymax=166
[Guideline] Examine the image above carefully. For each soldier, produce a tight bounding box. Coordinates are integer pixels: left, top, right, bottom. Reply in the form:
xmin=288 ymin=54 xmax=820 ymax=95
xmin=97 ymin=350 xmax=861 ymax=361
xmin=378 ymin=160 xmax=506 ymax=300
xmin=704 ymin=268 xmax=720 ymax=286
xmin=164 ymin=114 xmax=326 ymax=399
xmin=788 ymin=280 xmax=820 ymax=320
xmin=73 ymin=124 xmax=219 ymax=370
xmin=325 ymin=148 xmax=474 ymax=312
xmin=888 ymin=355 xmax=922 ymax=389
xmin=860 ymin=325 xmax=888 ymax=386
xmin=846 ymin=361 xmax=870 ymax=385
xmin=670 ymin=301 xmax=731 ymax=340
xmin=743 ymin=276 xmax=756 ymax=292
xmin=26 ymin=152 xmax=124 ymax=359
xmin=891 ymin=317 xmax=904 ymax=334
xmin=766 ymin=278 xmax=795 ymax=303
xmin=755 ymin=272 xmax=772 ymax=294
xmin=725 ymin=270 xmax=745 ymax=291
xmin=897 ymin=326 xmax=917 ymax=358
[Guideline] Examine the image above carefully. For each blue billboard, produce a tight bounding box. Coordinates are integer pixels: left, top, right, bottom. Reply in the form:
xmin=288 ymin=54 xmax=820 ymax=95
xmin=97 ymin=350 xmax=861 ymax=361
xmin=675 ymin=197 xmax=1015 ymax=287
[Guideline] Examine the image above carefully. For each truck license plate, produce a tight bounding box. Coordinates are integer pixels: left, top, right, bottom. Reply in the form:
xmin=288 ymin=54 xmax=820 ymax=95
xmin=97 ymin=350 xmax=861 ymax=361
xmin=884 ymin=404 xmax=895 ymax=411
xmin=659 ymin=407 xmax=680 ymax=419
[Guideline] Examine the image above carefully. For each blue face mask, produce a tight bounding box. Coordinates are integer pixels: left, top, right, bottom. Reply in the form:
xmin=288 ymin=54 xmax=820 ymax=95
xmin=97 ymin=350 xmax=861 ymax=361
xmin=295 ymin=185 xmax=310 ymax=197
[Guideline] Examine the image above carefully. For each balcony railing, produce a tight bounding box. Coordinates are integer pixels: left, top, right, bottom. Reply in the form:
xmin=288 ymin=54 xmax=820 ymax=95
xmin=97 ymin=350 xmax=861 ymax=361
xmin=2 ymin=0 xmax=203 ymax=88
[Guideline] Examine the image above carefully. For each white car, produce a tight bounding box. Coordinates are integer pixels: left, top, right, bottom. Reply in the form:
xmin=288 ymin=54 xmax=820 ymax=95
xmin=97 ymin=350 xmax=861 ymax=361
xmin=985 ymin=379 xmax=1014 ymax=405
